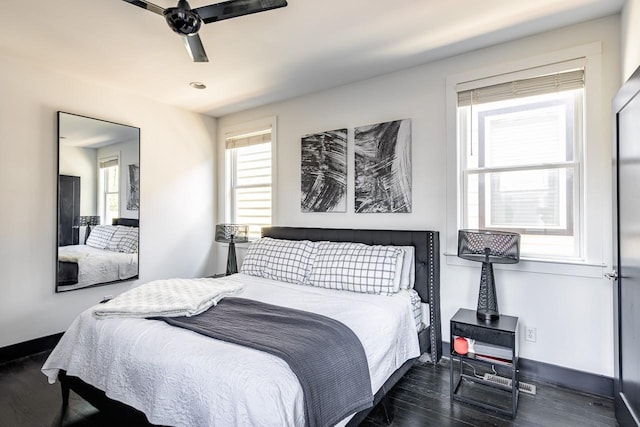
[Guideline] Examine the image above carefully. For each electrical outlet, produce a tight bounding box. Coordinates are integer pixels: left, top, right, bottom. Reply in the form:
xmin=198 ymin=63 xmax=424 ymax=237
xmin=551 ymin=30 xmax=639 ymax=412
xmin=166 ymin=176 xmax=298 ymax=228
xmin=525 ymin=326 xmax=537 ymax=342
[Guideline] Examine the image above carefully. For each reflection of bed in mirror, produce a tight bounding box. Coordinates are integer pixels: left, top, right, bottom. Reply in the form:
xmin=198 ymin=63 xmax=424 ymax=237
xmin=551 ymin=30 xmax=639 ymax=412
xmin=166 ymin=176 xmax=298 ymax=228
xmin=57 ymin=218 xmax=139 ymax=292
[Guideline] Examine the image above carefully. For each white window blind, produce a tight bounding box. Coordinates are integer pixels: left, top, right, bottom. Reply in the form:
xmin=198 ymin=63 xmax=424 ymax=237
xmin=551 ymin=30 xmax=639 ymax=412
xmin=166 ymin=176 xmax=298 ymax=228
xmin=98 ymin=156 xmax=119 ymax=225
xmin=99 ymin=156 xmax=119 ymax=169
xmin=458 ymin=68 xmax=585 ymax=260
xmin=226 ymin=128 xmax=272 ymax=240
xmin=457 ymin=69 xmax=584 ymax=106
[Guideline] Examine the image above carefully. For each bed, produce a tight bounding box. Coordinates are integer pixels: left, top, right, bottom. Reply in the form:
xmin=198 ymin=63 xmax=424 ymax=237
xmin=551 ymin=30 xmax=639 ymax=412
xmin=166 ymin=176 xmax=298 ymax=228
xmin=43 ymin=226 xmax=442 ymax=426
xmin=57 ymin=218 xmax=139 ymax=292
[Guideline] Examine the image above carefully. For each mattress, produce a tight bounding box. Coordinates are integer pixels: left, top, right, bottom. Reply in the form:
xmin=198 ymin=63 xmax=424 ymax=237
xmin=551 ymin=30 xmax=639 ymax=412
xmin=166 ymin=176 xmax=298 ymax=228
xmin=42 ymin=273 xmax=421 ymax=427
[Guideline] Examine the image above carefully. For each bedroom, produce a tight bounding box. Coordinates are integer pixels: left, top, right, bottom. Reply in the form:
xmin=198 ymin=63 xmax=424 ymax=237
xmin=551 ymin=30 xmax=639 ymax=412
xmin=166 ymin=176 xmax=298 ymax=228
xmin=0 ymin=0 xmax=638 ymax=425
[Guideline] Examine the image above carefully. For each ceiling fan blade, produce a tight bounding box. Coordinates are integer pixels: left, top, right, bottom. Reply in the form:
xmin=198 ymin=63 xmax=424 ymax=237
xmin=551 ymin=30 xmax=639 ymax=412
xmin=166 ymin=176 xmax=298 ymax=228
xmin=182 ymin=34 xmax=209 ymax=62
xmin=194 ymin=0 xmax=287 ymax=24
xmin=121 ymin=0 xmax=165 ymax=16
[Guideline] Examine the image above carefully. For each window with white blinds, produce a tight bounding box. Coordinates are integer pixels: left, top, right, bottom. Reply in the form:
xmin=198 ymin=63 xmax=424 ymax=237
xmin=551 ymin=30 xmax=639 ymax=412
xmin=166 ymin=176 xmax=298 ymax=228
xmin=457 ymin=68 xmax=584 ymax=259
xmin=98 ymin=155 xmax=119 ymax=225
xmin=226 ymin=128 xmax=272 ymax=241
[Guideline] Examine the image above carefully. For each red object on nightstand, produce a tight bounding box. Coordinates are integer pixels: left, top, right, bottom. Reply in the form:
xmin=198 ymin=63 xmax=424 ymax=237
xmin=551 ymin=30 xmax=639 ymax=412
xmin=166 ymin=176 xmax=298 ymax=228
xmin=454 ymin=336 xmax=468 ymax=355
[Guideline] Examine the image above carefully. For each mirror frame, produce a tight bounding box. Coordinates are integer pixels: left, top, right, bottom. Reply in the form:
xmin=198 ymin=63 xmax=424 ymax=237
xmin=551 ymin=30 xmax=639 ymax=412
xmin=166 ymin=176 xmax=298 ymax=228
xmin=56 ymin=111 xmax=140 ymax=292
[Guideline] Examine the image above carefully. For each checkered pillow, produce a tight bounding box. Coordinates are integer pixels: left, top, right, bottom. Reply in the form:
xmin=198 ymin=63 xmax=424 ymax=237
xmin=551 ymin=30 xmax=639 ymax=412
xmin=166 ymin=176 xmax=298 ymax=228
xmin=86 ymin=225 xmax=117 ymax=249
xmin=308 ymin=241 xmax=402 ymax=295
xmin=107 ymin=226 xmax=131 ymax=251
xmin=118 ymin=228 xmax=138 ymax=253
xmin=241 ymin=237 xmax=316 ymax=285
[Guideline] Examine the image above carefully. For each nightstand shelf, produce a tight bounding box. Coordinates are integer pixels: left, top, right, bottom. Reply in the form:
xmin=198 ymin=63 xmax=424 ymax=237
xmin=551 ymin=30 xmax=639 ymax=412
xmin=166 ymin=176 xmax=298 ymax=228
xmin=450 ymin=308 xmax=519 ymax=418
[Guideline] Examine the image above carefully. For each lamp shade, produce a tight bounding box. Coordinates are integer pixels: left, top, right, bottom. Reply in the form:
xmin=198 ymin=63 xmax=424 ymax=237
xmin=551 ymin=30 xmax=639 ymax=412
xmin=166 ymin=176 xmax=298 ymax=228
xmin=457 ymin=229 xmax=520 ymax=264
xmin=215 ymin=224 xmax=249 ymax=244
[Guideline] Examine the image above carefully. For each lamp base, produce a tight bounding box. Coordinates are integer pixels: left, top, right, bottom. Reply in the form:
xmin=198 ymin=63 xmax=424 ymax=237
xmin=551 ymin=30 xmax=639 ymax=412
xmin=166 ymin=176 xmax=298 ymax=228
xmin=477 ymin=261 xmax=500 ymax=322
xmin=476 ymin=309 xmax=500 ymax=322
xmin=226 ymin=241 xmax=238 ymax=275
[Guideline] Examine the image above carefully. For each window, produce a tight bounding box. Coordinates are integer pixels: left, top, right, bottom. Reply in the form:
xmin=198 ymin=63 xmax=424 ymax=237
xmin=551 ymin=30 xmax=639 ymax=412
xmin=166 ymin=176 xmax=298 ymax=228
xmin=457 ymin=69 xmax=584 ymax=260
xmin=98 ymin=156 xmax=119 ymax=225
xmin=225 ymin=127 xmax=273 ymax=241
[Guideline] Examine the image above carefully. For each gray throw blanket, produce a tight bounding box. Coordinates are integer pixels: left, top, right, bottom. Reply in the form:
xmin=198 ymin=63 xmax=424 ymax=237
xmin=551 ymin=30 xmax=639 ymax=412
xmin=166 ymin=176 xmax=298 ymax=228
xmin=161 ymin=297 xmax=373 ymax=427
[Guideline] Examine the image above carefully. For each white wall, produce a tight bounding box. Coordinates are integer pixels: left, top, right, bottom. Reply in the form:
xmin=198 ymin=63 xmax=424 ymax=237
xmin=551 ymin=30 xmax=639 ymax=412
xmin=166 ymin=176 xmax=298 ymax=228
xmin=622 ymin=0 xmax=640 ymax=81
xmin=218 ymin=16 xmax=620 ymax=376
xmin=0 ymin=53 xmax=218 ymax=348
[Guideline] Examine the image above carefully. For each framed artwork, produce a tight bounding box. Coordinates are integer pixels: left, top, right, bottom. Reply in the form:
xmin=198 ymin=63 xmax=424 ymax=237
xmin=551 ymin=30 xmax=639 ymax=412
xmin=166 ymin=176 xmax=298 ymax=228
xmin=301 ymin=129 xmax=347 ymax=212
xmin=354 ymin=119 xmax=411 ymax=213
xmin=127 ymin=163 xmax=140 ymax=211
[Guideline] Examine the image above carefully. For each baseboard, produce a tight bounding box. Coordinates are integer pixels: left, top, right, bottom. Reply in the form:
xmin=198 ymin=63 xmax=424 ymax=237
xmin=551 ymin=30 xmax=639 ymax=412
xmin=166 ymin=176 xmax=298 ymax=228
xmin=443 ymin=342 xmax=613 ymax=399
xmin=518 ymin=357 xmax=613 ymax=399
xmin=0 ymin=333 xmax=64 ymax=364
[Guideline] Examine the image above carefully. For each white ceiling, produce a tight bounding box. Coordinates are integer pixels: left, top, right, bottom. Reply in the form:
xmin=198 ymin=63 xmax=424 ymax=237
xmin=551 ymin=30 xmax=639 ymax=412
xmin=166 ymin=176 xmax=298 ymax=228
xmin=59 ymin=112 xmax=140 ymax=148
xmin=0 ymin=0 xmax=624 ymax=117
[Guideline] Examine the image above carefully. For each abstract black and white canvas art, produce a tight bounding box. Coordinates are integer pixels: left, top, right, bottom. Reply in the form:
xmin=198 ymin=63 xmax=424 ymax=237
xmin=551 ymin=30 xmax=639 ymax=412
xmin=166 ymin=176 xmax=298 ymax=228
xmin=354 ymin=119 xmax=411 ymax=213
xmin=127 ymin=163 xmax=140 ymax=211
xmin=301 ymin=129 xmax=347 ymax=212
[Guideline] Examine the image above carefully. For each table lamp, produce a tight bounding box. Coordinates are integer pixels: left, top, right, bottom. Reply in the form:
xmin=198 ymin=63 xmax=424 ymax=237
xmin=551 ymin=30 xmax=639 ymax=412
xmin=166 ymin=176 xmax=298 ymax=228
xmin=457 ymin=229 xmax=520 ymax=322
xmin=215 ymin=224 xmax=249 ymax=275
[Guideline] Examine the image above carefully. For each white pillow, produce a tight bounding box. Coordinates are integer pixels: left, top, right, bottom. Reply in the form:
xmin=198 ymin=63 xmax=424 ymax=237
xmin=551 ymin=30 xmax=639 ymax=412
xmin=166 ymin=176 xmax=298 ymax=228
xmin=307 ymin=241 xmax=402 ymax=295
xmin=408 ymin=289 xmax=423 ymax=330
xmin=86 ymin=225 xmax=117 ymax=249
xmin=398 ymin=246 xmax=416 ymax=289
xmin=240 ymin=237 xmax=316 ymax=285
xmin=392 ymin=249 xmax=404 ymax=292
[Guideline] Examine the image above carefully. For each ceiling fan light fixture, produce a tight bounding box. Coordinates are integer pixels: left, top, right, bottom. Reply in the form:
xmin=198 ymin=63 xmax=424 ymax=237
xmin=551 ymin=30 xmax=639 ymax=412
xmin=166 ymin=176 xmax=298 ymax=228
xmin=189 ymin=82 xmax=207 ymax=89
xmin=123 ymin=0 xmax=288 ymax=62
xmin=164 ymin=0 xmax=202 ymax=36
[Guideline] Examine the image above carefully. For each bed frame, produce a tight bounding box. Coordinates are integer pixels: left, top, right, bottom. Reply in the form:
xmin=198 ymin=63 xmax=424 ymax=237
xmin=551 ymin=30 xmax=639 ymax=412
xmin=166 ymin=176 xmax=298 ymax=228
xmin=58 ymin=226 xmax=441 ymax=426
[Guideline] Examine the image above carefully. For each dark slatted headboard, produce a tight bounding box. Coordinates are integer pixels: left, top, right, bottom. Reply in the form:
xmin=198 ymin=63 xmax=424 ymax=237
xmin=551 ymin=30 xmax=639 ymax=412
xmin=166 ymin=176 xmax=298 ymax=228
xmin=260 ymin=226 xmax=442 ymax=363
xmin=112 ymin=218 xmax=139 ymax=227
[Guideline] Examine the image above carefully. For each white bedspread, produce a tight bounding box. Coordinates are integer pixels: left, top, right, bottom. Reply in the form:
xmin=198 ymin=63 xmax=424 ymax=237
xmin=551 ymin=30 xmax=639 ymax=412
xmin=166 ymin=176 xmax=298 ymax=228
xmin=42 ymin=273 xmax=421 ymax=427
xmin=58 ymin=245 xmax=138 ymax=291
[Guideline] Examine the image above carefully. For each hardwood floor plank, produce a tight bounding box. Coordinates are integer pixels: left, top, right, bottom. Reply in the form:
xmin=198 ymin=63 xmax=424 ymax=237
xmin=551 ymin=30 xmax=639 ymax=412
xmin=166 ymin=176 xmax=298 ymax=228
xmin=0 ymin=352 xmax=616 ymax=427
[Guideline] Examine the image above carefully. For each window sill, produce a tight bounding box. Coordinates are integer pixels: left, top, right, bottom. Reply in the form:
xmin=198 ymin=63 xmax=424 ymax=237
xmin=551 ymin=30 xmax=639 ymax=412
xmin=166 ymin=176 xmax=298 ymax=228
xmin=444 ymin=252 xmax=607 ymax=279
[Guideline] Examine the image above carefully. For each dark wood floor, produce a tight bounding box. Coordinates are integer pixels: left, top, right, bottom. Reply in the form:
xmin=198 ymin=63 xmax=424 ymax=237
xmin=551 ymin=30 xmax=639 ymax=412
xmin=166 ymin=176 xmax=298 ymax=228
xmin=0 ymin=351 xmax=617 ymax=427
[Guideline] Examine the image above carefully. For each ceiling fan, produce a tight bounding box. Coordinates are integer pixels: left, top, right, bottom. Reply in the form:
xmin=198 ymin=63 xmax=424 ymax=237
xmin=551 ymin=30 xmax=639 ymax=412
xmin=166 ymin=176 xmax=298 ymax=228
xmin=122 ymin=0 xmax=288 ymax=62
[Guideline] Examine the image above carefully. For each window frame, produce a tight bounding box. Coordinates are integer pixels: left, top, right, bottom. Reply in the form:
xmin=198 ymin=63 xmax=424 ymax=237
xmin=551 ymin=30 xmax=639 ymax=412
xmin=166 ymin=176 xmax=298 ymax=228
xmin=220 ymin=116 xmax=277 ymax=241
xmin=227 ymin=141 xmax=272 ymax=240
xmin=462 ymin=95 xmax=582 ymax=238
xmin=98 ymin=154 xmax=120 ymax=225
xmin=445 ymin=43 xmax=608 ymax=277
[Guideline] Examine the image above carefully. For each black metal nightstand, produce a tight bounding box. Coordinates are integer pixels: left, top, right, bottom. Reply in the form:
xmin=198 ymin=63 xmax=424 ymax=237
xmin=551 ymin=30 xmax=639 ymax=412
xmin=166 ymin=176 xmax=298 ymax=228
xmin=450 ymin=308 xmax=519 ymax=417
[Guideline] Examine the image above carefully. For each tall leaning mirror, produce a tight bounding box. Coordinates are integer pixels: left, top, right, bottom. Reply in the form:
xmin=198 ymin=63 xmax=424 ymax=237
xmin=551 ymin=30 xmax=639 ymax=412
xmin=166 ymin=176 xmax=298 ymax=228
xmin=56 ymin=112 xmax=140 ymax=292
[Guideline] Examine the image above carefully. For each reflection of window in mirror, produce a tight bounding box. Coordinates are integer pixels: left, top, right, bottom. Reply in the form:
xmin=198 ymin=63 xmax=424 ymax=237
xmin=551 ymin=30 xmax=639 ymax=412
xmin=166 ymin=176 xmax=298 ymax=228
xmin=99 ymin=155 xmax=120 ymax=225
